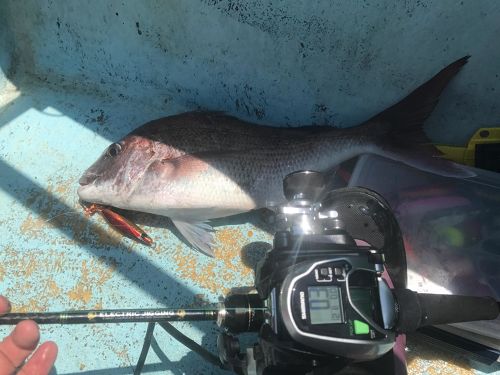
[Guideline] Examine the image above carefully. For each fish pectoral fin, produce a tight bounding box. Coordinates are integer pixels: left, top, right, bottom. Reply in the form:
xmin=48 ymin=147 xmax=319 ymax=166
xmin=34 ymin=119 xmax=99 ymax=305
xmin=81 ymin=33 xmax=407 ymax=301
xmin=171 ymin=220 xmax=216 ymax=257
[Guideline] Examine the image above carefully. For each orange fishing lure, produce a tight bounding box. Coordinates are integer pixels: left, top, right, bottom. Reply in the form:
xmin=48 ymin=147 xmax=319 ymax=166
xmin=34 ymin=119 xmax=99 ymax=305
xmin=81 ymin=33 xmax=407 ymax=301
xmin=83 ymin=203 xmax=153 ymax=246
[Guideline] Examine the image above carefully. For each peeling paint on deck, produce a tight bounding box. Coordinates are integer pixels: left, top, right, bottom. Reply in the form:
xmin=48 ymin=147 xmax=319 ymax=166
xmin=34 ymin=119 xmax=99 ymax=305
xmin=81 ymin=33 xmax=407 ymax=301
xmin=173 ymin=228 xmax=256 ymax=295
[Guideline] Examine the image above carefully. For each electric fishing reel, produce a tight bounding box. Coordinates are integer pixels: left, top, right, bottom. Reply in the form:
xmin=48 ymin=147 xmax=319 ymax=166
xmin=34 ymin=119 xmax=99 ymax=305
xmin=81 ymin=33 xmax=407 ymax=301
xmin=215 ymin=171 xmax=500 ymax=375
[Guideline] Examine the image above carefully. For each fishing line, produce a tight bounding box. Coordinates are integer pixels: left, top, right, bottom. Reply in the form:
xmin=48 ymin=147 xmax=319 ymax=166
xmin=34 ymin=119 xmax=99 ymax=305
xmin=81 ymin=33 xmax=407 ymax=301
xmin=44 ymin=211 xmax=83 ymax=223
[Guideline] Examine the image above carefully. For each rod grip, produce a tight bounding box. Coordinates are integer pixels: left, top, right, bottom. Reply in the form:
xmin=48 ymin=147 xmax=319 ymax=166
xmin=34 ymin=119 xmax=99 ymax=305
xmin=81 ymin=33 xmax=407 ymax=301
xmin=393 ymin=289 xmax=499 ymax=333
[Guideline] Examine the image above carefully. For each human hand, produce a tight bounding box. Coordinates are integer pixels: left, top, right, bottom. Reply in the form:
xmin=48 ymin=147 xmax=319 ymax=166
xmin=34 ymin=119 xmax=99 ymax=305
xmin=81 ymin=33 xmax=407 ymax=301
xmin=0 ymin=296 xmax=58 ymax=375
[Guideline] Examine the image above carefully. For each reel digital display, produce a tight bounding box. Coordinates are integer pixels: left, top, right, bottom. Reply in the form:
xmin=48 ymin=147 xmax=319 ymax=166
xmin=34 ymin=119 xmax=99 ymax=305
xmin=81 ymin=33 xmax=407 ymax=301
xmin=307 ymin=286 xmax=343 ymax=325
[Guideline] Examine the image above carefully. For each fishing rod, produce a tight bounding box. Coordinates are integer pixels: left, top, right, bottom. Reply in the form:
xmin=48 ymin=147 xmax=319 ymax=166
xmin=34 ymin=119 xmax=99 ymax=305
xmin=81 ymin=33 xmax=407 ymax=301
xmin=0 ymin=307 xmax=221 ymax=325
xmin=0 ymin=302 xmax=270 ymax=326
xmin=0 ymin=302 xmax=264 ymax=374
xmin=0 ymin=295 xmax=266 ymax=374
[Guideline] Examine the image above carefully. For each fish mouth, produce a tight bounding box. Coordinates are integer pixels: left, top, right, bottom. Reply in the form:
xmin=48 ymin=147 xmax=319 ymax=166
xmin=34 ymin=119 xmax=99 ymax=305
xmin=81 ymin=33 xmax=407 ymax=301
xmin=79 ymin=173 xmax=100 ymax=186
xmin=77 ymin=183 xmax=100 ymax=202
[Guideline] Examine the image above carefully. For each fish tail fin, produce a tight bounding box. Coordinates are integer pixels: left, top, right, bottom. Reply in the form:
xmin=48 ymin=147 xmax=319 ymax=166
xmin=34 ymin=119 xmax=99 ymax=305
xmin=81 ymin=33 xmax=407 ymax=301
xmin=363 ymin=56 xmax=474 ymax=177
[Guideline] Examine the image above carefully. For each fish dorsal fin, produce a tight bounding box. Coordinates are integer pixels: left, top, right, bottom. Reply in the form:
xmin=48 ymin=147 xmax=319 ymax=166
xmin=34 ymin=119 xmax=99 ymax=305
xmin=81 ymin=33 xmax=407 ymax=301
xmin=171 ymin=219 xmax=216 ymax=257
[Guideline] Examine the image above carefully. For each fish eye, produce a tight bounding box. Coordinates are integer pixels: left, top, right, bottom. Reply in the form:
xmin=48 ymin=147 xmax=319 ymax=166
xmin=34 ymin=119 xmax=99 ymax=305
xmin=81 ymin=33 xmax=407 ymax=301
xmin=107 ymin=143 xmax=122 ymax=157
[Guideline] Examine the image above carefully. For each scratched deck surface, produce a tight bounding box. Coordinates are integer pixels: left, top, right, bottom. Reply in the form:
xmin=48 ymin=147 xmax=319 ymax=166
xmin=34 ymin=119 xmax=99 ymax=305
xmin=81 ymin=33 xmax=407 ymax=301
xmin=2 ymin=1 xmax=500 ymax=374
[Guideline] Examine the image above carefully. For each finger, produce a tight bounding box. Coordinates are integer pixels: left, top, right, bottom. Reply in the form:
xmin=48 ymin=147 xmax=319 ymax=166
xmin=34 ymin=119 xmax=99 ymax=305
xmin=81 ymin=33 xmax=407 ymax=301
xmin=0 ymin=297 xmax=11 ymax=315
xmin=18 ymin=341 xmax=58 ymax=375
xmin=0 ymin=320 xmax=40 ymax=375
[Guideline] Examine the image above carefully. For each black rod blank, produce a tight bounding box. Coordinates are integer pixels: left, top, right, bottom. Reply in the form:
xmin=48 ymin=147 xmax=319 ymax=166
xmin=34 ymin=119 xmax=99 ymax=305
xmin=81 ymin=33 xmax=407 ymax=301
xmin=0 ymin=308 xmax=219 ymax=325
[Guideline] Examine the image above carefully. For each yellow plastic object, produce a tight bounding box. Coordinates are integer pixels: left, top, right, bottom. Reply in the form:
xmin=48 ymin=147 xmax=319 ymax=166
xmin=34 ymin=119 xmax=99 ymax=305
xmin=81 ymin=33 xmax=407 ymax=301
xmin=436 ymin=127 xmax=500 ymax=167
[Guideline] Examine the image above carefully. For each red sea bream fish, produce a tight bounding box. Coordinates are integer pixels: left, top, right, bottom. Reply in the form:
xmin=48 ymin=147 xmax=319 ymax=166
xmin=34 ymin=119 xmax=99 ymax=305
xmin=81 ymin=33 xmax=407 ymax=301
xmin=78 ymin=56 xmax=472 ymax=256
